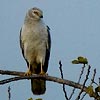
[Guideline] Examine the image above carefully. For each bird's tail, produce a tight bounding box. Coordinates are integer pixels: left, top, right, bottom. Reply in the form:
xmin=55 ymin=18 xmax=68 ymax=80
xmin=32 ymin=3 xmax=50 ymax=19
xmin=31 ymin=79 xmax=46 ymax=95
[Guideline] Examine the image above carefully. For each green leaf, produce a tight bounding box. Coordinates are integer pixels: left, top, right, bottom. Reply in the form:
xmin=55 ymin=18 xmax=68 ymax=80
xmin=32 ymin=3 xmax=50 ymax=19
xmin=72 ymin=56 xmax=88 ymax=65
xmin=36 ymin=98 xmax=42 ymax=100
xmin=86 ymin=86 xmax=94 ymax=97
xmin=78 ymin=56 xmax=88 ymax=64
xmin=28 ymin=98 xmax=42 ymax=100
xmin=72 ymin=60 xmax=79 ymax=64
xmin=28 ymin=98 xmax=33 ymax=100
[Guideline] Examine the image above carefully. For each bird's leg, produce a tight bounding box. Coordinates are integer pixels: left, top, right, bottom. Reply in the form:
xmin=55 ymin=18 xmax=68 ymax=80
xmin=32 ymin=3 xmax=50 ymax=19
xmin=25 ymin=65 xmax=32 ymax=76
xmin=40 ymin=62 xmax=45 ymax=75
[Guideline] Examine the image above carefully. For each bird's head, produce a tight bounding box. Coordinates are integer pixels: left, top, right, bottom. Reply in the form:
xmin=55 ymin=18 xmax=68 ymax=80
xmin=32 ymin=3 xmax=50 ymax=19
xmin=28 ymin=7 xmax=43 ymax=21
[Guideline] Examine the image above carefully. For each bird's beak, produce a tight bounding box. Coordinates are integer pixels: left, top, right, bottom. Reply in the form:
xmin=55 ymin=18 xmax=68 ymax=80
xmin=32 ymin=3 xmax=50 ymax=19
xmin=40 ymin=15 xmax=43 ymax=18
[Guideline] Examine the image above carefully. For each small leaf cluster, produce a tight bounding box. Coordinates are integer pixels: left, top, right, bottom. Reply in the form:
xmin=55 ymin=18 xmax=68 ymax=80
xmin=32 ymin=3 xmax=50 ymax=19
xmin=72 ymin=56 xmax=88 ymax=64
xmin=86 ymin=86 xmax=100 ymax=99
xmin=28 ymin=98 xmax=42 ymax=100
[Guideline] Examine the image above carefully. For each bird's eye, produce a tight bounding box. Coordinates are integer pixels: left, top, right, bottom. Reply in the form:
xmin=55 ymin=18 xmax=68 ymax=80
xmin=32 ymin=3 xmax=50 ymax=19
xmin=34 ymin=11 xmax=39 ymax=16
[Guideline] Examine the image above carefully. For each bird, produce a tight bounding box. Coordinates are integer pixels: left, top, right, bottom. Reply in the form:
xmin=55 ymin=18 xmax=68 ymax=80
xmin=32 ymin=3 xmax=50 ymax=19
xmin=20 ymin=7 xmax=51 ymax=95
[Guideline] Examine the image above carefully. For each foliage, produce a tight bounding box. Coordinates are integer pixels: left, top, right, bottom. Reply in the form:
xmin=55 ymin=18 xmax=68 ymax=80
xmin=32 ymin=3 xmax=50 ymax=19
xmin=72 ymin=56 xmax=88 ymax=64
xmin=28 ymin=98 xmax=33 ymax=100
xmin=28 ymin=98 xmax=42 ymax=100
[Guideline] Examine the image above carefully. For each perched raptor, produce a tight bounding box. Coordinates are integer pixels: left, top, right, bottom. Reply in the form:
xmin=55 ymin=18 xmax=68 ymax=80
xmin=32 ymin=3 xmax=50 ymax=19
xmin=20 ymin=7 xmax=51 ymax=95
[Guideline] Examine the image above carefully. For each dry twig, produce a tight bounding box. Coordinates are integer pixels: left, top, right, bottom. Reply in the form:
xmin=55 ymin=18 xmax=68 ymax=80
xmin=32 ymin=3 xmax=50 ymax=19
xmin=8 ymin=86 xmax=11 ymax=100
xmin=90 ymin=69 xmax=98 ymax=86
xmin=69 ymin=64 xmax=86 ymax=100
xmin=0 ymin=69 xmax=87 ymax=91
xmin=76 ymin=65 xmax=91 ymax=100
xmin=59 ymin=61 xmax=68 ymax=100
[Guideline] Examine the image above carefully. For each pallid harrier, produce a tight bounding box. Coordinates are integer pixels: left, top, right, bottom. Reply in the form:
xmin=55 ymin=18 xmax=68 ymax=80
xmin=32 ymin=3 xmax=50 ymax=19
xmin=20 ymin=7 xmax=51 ymax=95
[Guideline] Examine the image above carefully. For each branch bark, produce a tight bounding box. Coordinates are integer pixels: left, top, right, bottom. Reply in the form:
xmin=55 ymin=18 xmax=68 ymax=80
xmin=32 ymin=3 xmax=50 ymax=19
xmin=1 ymin=69 xmax=100 ymax=99
xmin=0 ymin=69 xmax=87 ymax=92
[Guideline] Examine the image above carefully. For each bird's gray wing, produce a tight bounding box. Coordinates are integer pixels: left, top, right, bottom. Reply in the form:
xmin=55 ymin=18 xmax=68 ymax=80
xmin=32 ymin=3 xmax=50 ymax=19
xmin=43 ymin=26 xmax=51 ymax=72
xmin=20 ymin=28 xmax=29 ymax=67
xmin=47 ymin=25 xmax=51 ymax=50
xmin=20 ymin=28 xmax=24 ymax=56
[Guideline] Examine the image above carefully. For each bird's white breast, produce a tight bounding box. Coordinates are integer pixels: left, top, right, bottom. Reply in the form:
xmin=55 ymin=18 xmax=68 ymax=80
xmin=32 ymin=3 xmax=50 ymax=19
xmin=21 ymin=21 xmax=48 ymax=65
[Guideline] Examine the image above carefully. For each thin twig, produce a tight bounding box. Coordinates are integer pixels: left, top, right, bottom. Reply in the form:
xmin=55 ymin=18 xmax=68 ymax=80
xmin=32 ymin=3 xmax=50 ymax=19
xmin=69 ymin=87 xmax=75 ymax=100
xmin=59 ymin=61 xmax=69 ymax=100
xmin=69 ymin=64 xmax=86 ymax=100
xmin=80 ymin=68 xmax=97 ymax=100
xmin=8 ymin=86 xmax=11 ymax=100
xmin=78 ymin=64 xmax=86 ymax=84
xmin=76 ymin=65 xmax=91 ymax=100
xmin=99 ymin=78 xmax=100 ymax=86
xmin=90 ymin=69 xmax=97 ymax=86
xmin=80 ymin=93 xmax=86 ymax=100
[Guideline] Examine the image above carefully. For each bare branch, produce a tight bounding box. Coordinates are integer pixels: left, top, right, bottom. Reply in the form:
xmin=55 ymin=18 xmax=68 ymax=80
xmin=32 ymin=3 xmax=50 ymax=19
xmin=8 ymin=86 xmax=11 ymax=100
xmin=76 ymin=65 xmax=91 ymax=100
xmin=59 ymin=61 xmax=69 ymax=100
xmin=99 ymin=78 xmax=100 ymax=86
xmin=78 ymin=64 xmax=86 ymax=84
xmin=69 ymin=64 xmax=86 ymax=100
xmin=80 ymin=68 xmax=97 ymax=100
xmin=0 ymin=69 xmax=87 ymax=91
xmin=0 ymin=69 xmax=100 ymax=99
xmin=90 ymin=69 xmax=98 ymax=86
xmin=0 ymin=70 xmax=24 ymax=76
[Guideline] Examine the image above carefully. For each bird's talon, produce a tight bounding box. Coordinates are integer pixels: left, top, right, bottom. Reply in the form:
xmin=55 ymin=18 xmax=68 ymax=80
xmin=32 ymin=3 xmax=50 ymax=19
xmin=39 ymin=71 xmax=45 ymax=75
xmin=24 ymin=70 xmax=32 ymax=76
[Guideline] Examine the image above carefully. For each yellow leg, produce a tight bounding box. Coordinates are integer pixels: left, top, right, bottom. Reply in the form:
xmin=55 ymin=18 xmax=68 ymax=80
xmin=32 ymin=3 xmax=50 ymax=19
xmin=25 ymin=65 xmax=32 ymax=76
xmin=40 ymin=62 xmax=45 ymax=75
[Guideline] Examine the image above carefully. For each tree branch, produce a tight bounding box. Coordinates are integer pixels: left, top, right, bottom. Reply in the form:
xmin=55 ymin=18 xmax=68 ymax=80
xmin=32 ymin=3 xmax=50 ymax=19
xmin=0 ymin=70 xmax=24 ymax=76
xmin=59 ymin=61 xmax=68 ymax=100
xmin=0 ymin=69 xmax=87 ymax=92
xmin=76 ymin=64 xmax=91 ymax=100
xmin=8 ymin=86 xmax=11 ymax=100
xmin=0 ymin=69 xmax=100 ymax=99
xmin=69 ymin=64 xmax=86 ymax=100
